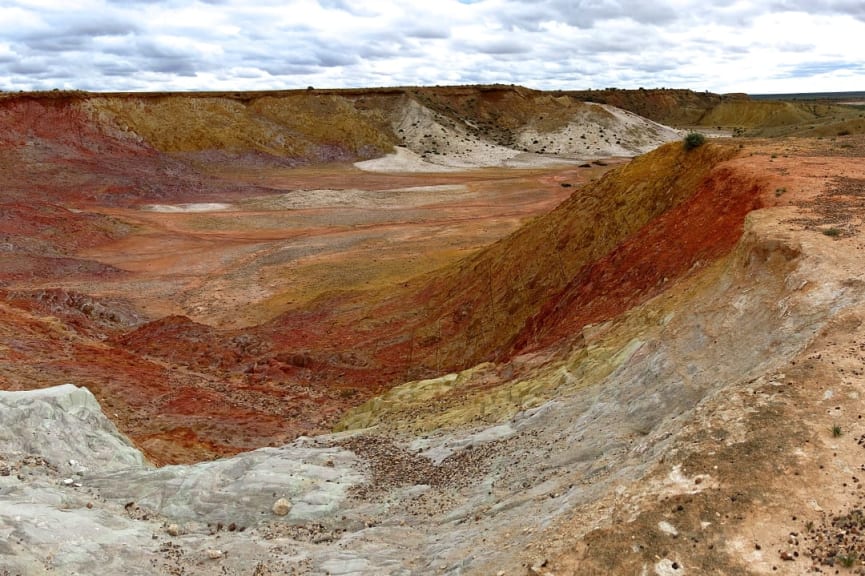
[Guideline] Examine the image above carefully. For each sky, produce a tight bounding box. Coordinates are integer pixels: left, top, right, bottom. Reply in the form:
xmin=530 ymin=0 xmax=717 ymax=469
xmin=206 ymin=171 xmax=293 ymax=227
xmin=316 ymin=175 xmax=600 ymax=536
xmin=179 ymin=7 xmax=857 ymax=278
xmin=0 ymin=0 xmax=863 ymax=94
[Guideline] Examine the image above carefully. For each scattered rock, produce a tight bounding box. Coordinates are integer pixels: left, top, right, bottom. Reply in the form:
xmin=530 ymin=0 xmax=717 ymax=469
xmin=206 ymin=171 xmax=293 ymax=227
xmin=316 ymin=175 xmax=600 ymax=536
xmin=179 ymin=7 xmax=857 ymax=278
xmin=655 ymin=558 xmax=684 ymax=575
xmin=272 ymin=497 xmax=292 ymax=516
xmin=658 ymin=520 xmax=679 ymax=536
xmin=166 ymin=524 xmax=181 ymax=537
xmin=527 ymin=557 xmax=548 ymax=574
xmin=206 ymin=548 xmax=223 ymax=560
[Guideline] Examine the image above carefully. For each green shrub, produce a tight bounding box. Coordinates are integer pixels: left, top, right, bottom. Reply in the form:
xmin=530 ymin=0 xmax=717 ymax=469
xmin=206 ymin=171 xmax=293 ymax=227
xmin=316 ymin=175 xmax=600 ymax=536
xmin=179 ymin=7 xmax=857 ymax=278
xmin=838 ymin=551 xmax=857 ymax=568
xmin=683 ymin=132 xmax=706 ymax=150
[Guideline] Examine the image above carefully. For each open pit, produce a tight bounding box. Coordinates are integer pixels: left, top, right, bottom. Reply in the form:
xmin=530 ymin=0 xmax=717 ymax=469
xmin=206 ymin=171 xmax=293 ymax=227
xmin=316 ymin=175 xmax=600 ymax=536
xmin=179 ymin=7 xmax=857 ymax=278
xmin=3 ymin=87 xmax=865 ymax=574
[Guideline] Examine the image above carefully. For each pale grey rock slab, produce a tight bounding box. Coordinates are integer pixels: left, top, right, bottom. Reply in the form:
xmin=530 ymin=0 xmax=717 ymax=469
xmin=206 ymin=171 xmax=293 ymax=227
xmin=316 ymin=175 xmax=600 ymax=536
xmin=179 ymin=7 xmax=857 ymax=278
xmin=0 ymin=384 xmax=149 ymax=475
xmin=87 ymin=443 xmax=366 ymax=527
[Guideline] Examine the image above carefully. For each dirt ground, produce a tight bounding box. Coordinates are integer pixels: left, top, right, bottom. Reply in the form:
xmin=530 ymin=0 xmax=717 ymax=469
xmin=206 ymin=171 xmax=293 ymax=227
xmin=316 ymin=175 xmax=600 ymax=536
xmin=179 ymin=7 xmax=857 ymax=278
xmin=76 ymin=162 xmax=617 ymax=328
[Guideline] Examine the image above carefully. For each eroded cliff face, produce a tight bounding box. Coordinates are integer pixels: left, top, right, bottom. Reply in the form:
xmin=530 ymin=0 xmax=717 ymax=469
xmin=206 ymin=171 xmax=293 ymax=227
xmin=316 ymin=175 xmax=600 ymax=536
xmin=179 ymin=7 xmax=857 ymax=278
xmin=567 ymin=87 xmax=865 ymax=137
xmin=567 ymin=87 xmax=731 ymax=125
xmin=0 ymin=86 xmax=679 ymax=184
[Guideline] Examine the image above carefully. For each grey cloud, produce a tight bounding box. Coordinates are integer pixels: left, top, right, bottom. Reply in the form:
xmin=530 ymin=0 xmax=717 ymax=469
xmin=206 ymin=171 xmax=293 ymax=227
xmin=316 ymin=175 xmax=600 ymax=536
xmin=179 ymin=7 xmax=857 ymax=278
xmin=226 ymin=68 xmax=265 ymax=79
xmin=580 ymin=36 xmax=646 ymax=54
xmin=7 ymin=60 xmax=50 ymax=75
xmin=136 ymin=40 xmax=195 ymax=61
xmin=781 ymin=60 xmax=864 ymax=77
xmin=97 ymin=62 xmax=140 ymax=77
xmin=91 ymin=56 xmax=138 ymax=77
xmin=319 ymin=0 xmax=379 ymax=17
xmin=6 ymin=61 xmax=72 ymax=80
xmin=2 ymin=0 xmax=863 ymax=93
xmin=771 ymin=0 xmax=865 ymax=18
xmin=23 ymin=36 xmax=89 ymax=52
xmin=103 ymin=0 xmax=176 ymax=4
xmin=633 ymin=60 xmax=680 ymax=74
xmin=232 ymin=26 xmax=362 ymax=69
xmin=148 ymin=59 xmax=198 ymax=75
xmin=106 ymin=39 xmax=212 ymax=77
xmin=99 ymin=43 xmax=140 ymax=57
xmin=778 ymin=42 xmax=816 ymax=53
xmin=356 ymin=41 xmax=406 ymax=60
xmin=316 ymin=50 xmax=358 ymax=67
xmin=258 ymin=62 xmax=320 ymax=76
xmin=501 ymin=0 xmax=678 ymax=31
xmin=456 ymin=38 xmax=531 ymax=55
xmin=63 ymin=19 xmax=139 ymax=37
xmin=7 ymin=13 xmax=138 ymax=42
xmin=404 ymin=25 xmax=451 ymax=40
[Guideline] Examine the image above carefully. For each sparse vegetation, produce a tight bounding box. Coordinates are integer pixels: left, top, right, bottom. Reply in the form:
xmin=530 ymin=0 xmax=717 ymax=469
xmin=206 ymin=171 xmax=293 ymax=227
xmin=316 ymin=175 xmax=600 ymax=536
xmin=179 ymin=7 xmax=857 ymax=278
xmin=774 ymin=187 xmax=786 ymax=197
xmin=823 ymin=227 xmax=842 ymax=238
xmin=832 ymin=423 xmax=843 ymax=436
xmin=683 ymin=132 xmax=706 ymax=150
xmin=839 ymin=551 xmax=858 ymax=568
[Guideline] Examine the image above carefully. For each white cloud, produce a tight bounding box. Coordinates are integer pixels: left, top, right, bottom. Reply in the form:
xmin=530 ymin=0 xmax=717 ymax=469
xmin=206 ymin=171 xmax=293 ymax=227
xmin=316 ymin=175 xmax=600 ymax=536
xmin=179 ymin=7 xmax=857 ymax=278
xmin=0 ymin=0 xmax=863 ymax=93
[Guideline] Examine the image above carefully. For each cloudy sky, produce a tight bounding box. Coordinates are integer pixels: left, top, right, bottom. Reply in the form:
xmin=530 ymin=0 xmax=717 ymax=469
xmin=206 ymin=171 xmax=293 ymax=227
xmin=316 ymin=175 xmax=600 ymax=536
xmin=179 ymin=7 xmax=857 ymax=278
xmin=0 ymin=0 xmax=863 ymax=94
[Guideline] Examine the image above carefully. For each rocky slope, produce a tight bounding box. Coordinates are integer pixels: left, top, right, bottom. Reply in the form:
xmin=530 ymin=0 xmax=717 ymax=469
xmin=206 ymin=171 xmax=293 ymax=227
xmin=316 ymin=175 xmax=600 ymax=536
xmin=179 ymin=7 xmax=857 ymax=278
xmin=3 ymin=86 xmax=865 ymax=574
xmin=569 ymin=87 xmax=865 ymax=136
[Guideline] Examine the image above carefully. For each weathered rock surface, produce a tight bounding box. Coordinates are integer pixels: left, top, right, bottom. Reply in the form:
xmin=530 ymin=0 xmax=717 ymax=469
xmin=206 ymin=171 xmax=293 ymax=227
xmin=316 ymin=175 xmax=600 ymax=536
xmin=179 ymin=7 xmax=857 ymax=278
xmin=0 ymin=384 xmax=147 ymax=475
xmin=3 ymin=87 xmax=865 ymax=574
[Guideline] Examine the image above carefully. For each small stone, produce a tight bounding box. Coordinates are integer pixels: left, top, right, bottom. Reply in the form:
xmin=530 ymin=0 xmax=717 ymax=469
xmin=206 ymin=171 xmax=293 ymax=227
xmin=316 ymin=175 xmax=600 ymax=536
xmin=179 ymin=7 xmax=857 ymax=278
xmin=62 ymin=478 xmax=75 ymax=486
xmin=272 ymin=497 xmax=292 ymax=516
xmin=780 ymin=551 xmax=795 ymax=561
xmin=659 ymin=521 xmax=679 ymax=536
xmin=166 ymin=524 xmax=181 ymax=537
xmin=528 ymin=558 xmax=548 ymax=574
xmin=86 ymin=502 xmax=93 ymax=509
xmin=206 ymin=548 xmax=223 ymax=560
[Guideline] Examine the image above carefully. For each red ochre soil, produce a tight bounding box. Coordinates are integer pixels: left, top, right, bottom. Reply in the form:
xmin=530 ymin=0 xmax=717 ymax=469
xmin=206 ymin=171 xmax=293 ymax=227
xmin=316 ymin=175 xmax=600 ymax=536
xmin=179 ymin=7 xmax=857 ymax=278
xmin=2 ymin=89 xmax=857 ymax=465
